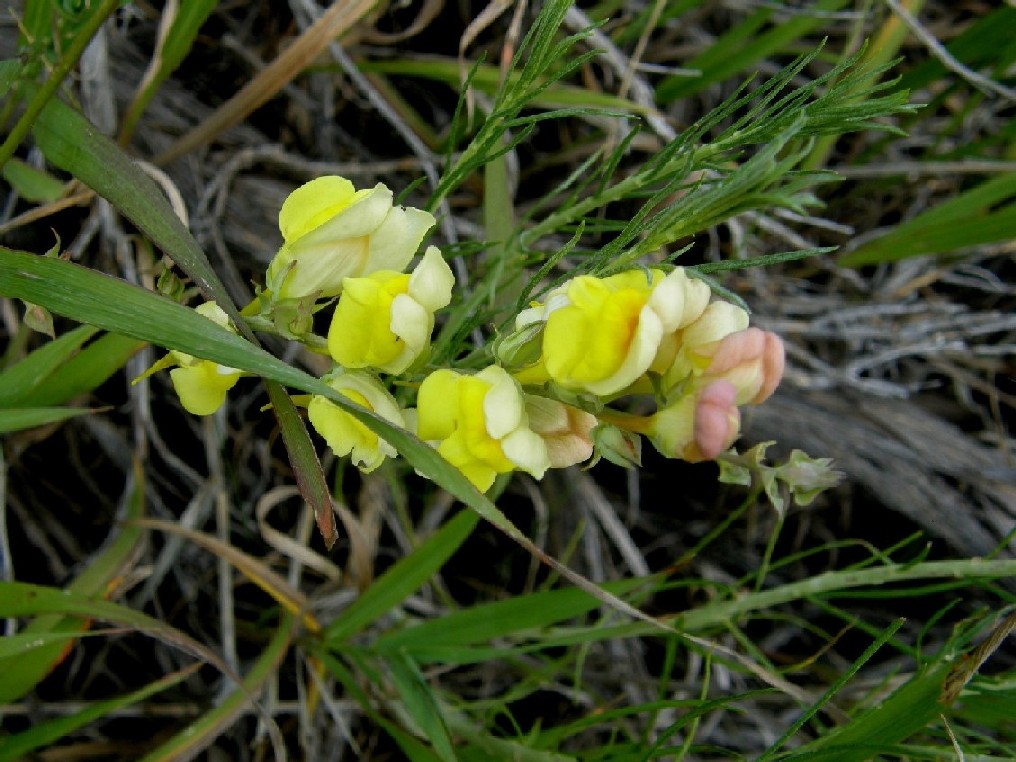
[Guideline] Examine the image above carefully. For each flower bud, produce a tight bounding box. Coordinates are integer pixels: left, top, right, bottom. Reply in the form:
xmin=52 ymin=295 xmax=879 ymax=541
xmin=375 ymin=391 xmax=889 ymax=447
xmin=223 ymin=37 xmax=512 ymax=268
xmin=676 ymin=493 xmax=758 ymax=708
xmin=653 ymin=300 xmax=749 ymax=393
xmin=704 ymin=327 xmax=785 ymax=405
xmin=648 ymin=380 xmax=740 ymax=463
xmin=591 ymin=423 xmax=643 ymax=469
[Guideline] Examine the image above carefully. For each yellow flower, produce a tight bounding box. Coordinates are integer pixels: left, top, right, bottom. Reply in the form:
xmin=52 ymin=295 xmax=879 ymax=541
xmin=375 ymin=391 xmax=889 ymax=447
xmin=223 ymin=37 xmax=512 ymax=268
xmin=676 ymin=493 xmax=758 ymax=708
xmin=416 ymin=366 xmax=550 ymax=492
xmin=266 ymin=176 xmax=435 ymax=300
xmin=327 ymin=246 xmax=454 ymax=374
xmin=159 ymin=302 xmax=242 ymax=416
xmin=307 ymin=370 xmax=405 ymax=473
xmin=515 ymin=267 xmax=710 ymax=396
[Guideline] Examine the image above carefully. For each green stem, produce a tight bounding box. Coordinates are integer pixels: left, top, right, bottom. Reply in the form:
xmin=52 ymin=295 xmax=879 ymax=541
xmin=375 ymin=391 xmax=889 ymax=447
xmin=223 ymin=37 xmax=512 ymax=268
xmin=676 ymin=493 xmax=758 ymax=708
xmin=0 ymin=0 xmax=122 ymax=169
xmin=244 ymin=314 xmax=329 ymax=354
xmin=597 ymin=407 xmax=654 ymax=435
xmin=673 ymin=557 xmax=1016 ymax=632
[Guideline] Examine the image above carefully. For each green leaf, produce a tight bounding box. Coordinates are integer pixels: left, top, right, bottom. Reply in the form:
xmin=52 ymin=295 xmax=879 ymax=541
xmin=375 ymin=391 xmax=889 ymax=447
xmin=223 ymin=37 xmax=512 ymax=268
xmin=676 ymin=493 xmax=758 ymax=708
xmin=375 ymin=577 xmax=647 ymax=659
xmin=0 ymin=0 xmax=121 ymax=170
xmin=0 ymin=325 xmax=97 ymax=402
xmin=324 ymin=510 xmax=480 ymax=643
xmin=0 ymin=325 xmax=144 ymax=408
xmin=840 ymin=173 xmax=1016 ymax=266
xmin=136 ymin=614 xmax=292 ymax=762
xmin=0 ymin=469 xmax=145 ymax=703
xmin=656 ymin=0 xmax=850 ymax=103
xmin=31 ymin=97 xmax=238 ymax=321
xmin=17 ymin=333 xmax=145 ymax=408
xmin=265 ymin=381 xmax=338 ymax=550
xmin=385 ymin=651 xmax=458 ymax=762
xmin=119 ymin=0 xmax=218 ymax=141
xmin=0 ymin=628 xmax=119 ymax=659
xmin=0 ymin=582 xmax=224 ymax=683
xmin=0 ymin=59 xmax=19 ymax=97
xmin=360 ymin=58 xmax=647 ymax=115
xmin=759 ymin=618 xmax=907 ymax=760
xmin=0 ymin=665 xmax=199 ymax=762
xmin=0 ymin=405 xmax=93 ymax=433
xmin=783 ymin=661 xmax=952 ymax=761
xmin=1 ymin=157 xmax=64 ymax=202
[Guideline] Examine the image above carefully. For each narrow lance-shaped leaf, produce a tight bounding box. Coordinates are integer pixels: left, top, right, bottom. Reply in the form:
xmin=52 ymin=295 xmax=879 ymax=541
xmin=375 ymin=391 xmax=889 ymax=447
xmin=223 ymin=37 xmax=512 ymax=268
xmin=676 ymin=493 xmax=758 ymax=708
xmin=0 ymin=664 xmax=201 ymax=762
xmin=32 ymin=95 xmax=337 ymax=551
xmin=0 ymin=248 xmax=676 ymax=636
xmin=31 ymin=98 xmax=238 ymax=321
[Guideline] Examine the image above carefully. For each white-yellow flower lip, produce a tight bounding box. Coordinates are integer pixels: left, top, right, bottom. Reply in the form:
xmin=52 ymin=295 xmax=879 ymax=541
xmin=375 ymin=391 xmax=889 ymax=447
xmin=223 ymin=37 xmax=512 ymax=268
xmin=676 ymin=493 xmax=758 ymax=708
xmin=326 ymin=246 xmax=454 ymax=375
xmin=408 ymin=246 xmax=456 ymax=312
xmin=307 ymin=370 xmax=405 ymax=473
xmin=267 ymin=176 xmax=435 ymax=300
xmin=164 ymin=301 xmax=243 ymax=416
xmin=477 ymin=367 xmax=550 ymax=480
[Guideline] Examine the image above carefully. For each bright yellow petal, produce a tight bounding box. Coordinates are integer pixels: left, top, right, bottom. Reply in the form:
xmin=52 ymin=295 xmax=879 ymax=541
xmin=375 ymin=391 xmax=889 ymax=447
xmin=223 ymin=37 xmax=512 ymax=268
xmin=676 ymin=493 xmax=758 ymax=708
xmin=170 ymin=362 xmax=240 ymax=416
xmin=417 ymin=369 xmax=463 ymax=441
xmin=438 ymin=432 xmax=498 ymax=492
xmin=279 ymin=176 xmax=356 ymax=243
xmin=327 ymin=275 xmax=406 ymax=369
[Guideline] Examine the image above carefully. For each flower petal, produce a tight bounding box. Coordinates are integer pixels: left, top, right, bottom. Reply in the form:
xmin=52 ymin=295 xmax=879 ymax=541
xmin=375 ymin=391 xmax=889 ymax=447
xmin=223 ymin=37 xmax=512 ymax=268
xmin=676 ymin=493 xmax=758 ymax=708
xmin=279 ymin=176 xmax=356 ymax=243
xmin=170 ymin=363 xmax=240 ymax=416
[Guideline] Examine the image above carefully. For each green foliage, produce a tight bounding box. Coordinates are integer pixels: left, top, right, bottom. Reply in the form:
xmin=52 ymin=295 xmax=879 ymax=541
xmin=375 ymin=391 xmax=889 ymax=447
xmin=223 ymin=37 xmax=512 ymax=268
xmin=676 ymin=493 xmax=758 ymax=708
xmin=1 ymin=0 xmax=1013 ymax=758
xmin=0 ymin=666 xmax=197 ymax=761
xmin=840 ymin=172 xmax=1016 ymax=266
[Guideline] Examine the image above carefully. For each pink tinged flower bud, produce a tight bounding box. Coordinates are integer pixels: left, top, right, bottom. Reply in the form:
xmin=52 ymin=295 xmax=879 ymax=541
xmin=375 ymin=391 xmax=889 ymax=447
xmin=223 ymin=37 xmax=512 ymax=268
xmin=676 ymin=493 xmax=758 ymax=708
xmin=525 ymin=396 xmax=597 ymax=468
xmin=648 ymin=380 xmax=740 ymax=463
xmin=705 ymin=328 xmax=785 ymax=405
xmin=654 ymin=300 xmax=750 ymax=389
xmin=693 ymin=380 xmax=740 ymax=460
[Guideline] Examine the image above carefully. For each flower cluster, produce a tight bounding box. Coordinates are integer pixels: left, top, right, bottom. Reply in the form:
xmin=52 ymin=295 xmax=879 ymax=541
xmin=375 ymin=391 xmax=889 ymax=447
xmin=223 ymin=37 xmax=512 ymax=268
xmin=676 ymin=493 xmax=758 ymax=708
xmin=152 ymin=176 xmax=786 ymax=493
xmin=511 ymin=266 xmax=785 ymax=464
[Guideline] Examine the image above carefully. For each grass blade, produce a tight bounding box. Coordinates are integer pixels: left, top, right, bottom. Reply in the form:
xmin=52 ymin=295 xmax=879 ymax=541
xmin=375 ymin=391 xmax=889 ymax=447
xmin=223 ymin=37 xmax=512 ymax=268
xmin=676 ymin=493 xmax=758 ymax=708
xmin=840 ymin=173 xmax=1016 ymax=266
xmin=136 ymin=614 xmax=292 ymax=762
xmin=0 ymin=664 xmax=200 ymax=762
xmin=0 ymin=406 xmax=94 ymax=433
xmin=31 ymin=98 xmax=238 ymax=321
xmin=323 ymin=509 xmax=479 ymax=643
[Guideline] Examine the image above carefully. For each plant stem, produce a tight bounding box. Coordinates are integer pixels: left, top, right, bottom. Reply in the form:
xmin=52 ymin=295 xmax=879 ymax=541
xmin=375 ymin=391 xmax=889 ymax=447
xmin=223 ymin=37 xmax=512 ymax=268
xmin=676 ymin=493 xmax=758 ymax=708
xmin=0 ymin=0 xmax=122 ymax=169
